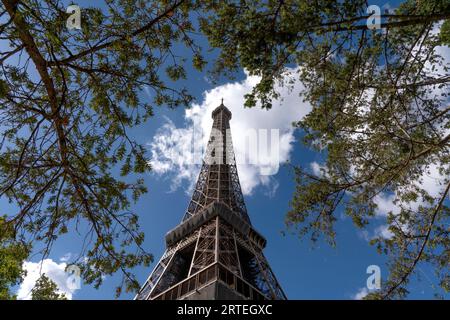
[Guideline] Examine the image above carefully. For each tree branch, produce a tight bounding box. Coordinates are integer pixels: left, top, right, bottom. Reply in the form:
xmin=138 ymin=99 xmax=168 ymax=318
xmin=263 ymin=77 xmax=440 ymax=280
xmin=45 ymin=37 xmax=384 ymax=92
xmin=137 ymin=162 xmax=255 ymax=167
xmin=48 ymin=0 xmax=185 ymax=66
xmin=382 ymin=180 xmax=450 ymax=299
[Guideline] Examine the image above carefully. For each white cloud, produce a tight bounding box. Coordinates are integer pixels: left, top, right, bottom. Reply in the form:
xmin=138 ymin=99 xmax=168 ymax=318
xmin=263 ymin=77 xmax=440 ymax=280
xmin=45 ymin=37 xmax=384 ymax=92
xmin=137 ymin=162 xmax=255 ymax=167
xmin=310 ymin=161 xmax=328 ymax=177
xmin=373 ymin=193 xmax=399 ymax=217
xmin=59 ymin=253 xmax=73 ymax=262
xmin=150 ymin=117 xmax=201 ymax=192
xmin=352 ymin=287 xmax=369 ymax=300
xmin=17 ymin=258 xmax=79 ymax=300
xmin=359 ymin=222 xmax=396 ymax=241
xmin=149 ymin=67 xmax=311 ymax=195
xmin=373 ymin=225 xmax=394 ymax=240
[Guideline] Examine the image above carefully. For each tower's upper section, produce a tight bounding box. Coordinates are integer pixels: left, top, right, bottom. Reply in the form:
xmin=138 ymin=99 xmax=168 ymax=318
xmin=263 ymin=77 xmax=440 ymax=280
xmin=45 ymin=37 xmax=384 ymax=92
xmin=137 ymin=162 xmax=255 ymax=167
xmin=183 ymin=101 xmax=250 ymax=224
xmin=211 ymin=100 xmax=232 ymax=120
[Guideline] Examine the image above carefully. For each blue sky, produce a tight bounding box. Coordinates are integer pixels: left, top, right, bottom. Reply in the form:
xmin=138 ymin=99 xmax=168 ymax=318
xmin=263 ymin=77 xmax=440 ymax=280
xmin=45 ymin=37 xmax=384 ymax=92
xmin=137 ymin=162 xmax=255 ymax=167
xmin=2 ymin=0 xmax=449 ymax=300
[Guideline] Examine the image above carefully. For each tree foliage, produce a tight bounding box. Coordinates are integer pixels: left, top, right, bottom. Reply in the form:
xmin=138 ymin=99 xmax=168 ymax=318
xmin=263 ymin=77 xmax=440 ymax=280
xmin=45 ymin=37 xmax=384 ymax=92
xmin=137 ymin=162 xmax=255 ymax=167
xmin=199 ymin=0 xmax=450 ymax=298
xmin=0 ymin=0 xmax=204 ymax=296
xmin=0 ymin=216 xmax=30 ymax=300
xmin=1 ymin=0 xmax=449 ymax=300
xmin=31 ymin=274 xmax=67 ymax=300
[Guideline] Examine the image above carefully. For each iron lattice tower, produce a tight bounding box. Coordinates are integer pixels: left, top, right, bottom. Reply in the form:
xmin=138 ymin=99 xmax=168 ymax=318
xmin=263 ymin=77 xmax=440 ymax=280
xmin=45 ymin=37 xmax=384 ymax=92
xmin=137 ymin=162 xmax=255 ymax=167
xmin=136 ymin=102 xmax=286 ymax=300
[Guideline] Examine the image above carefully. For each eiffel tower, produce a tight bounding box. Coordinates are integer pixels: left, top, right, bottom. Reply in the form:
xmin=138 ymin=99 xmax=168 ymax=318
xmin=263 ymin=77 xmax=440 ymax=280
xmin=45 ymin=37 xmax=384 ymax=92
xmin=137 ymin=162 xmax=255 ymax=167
xmin=136 ymin=101 xmax=286 ymax=300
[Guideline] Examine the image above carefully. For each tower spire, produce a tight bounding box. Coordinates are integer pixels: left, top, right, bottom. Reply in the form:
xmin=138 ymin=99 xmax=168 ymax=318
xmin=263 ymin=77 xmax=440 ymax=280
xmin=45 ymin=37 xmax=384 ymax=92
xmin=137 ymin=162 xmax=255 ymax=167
xmin=136 ymin=101 xmax=286 ymax=301
xmin=184 ymin=101 xmax=249 ymax=223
